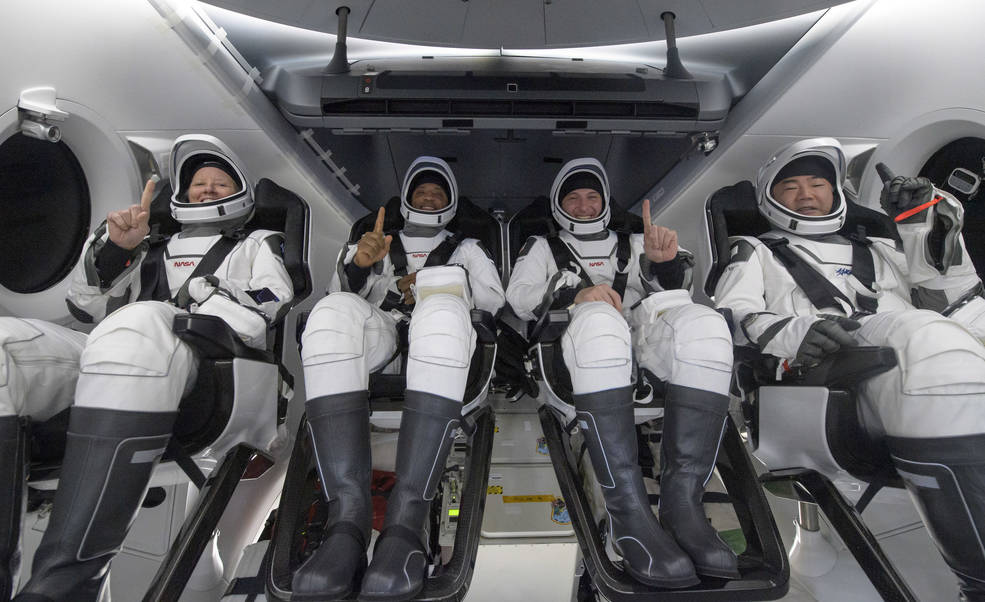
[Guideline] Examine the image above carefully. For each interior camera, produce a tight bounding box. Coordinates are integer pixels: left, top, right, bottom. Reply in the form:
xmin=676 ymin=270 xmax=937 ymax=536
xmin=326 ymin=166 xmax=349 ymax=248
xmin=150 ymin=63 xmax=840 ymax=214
xmin=19 ymin=118 xmax=62 ymax=143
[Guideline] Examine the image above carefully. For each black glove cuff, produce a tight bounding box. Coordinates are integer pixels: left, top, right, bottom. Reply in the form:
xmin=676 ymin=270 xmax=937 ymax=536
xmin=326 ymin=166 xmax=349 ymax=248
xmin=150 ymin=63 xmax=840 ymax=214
xmin=95 ymin=240 xmax=137 ymax=287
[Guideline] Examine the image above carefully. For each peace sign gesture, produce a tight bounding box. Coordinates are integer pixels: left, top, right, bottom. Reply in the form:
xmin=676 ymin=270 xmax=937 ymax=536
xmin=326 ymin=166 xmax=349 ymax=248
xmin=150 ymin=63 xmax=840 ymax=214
xmin=108 ymin=178 xmax=155 ymax=250
xmin=353 ymin=207 xmax=393 ymax=268
xmin=641 ymin=198 xmax=678 ymax=263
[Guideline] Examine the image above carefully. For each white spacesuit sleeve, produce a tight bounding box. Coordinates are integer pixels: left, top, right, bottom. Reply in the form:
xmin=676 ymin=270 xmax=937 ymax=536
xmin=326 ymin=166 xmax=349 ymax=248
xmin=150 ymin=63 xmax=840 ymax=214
xmin=895 ymin=199 xmax=983 ymax=311
xmin=458 ymin=239 xmax=505 ymax=315
xmin=66 ymin=223 xmax=148 ymax=324
xmin=714 ymin=236 xmax=820 ymax=359
xmin=506 ymin=236 xmax=561 ymax=321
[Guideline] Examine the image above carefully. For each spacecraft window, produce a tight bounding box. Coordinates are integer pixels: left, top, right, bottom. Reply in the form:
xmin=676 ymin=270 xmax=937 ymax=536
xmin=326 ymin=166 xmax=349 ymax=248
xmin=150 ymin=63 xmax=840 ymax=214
xmin=0 ymin=133 xmax=90 ymax=293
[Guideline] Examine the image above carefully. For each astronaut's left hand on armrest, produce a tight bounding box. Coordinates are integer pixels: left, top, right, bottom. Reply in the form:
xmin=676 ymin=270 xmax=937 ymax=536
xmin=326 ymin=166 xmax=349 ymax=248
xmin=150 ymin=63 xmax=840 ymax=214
xmin=187 ymin=275 xmax=269 ymax=349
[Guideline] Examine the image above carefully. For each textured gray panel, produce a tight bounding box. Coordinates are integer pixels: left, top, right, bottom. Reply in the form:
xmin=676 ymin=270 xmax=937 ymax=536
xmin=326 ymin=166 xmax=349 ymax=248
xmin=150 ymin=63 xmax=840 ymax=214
xmin=201 ymin=0 xmax=851 ymax=48
xmin=460 ymin=0 xmax=546 ymax=49
xmin=698 ymin=0 xmax=851 ymax=29
xmin=311 ymin=129 xmax=691 ymax=214
xmin=360 ymin=0 xmax=470 ymax=46
xmin=545 ymin=0 xmax=650 ymax=47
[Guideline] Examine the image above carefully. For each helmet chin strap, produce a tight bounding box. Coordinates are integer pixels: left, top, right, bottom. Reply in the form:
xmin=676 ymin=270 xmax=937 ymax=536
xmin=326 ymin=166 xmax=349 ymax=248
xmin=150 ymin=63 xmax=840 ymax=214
xmin=567 ymin=228 xmax=610 ymax=241
xmin=402 ymin=221 xmax=445 ymax=238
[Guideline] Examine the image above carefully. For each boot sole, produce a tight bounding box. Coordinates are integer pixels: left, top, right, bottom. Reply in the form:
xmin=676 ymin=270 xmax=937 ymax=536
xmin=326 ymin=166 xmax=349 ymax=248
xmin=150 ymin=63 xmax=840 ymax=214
xmin=623 ymin=565 xmax=701 ymax=589
xmin=694 ymin=565 xmax=742 ymax=579
xmin=357 ymin=584 xmax=424 ymax=602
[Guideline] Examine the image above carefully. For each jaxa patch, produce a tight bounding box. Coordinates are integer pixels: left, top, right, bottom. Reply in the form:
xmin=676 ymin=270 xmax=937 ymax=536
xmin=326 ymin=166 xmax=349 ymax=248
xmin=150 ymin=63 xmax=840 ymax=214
xmin=536 ymin=437 xmax=548 ymax=455
xmin=836 ymin=267 xmax=852 ymax=276
xmin=551 ymin=498 xmax=571 ymax=525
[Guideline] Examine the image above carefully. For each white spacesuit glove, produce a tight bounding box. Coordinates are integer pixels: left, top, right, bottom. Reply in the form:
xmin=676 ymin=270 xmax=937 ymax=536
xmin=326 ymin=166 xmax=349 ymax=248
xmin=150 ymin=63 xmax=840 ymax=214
xmin=554 ymin=270 xmax=583 ymax=293
xmin=186 ymin=275 xmax=269 ymax=349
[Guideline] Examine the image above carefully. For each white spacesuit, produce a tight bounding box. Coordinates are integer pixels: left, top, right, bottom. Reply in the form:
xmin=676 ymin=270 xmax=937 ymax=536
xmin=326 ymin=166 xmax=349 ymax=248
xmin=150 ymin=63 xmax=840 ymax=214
xmin=506 ymin=158 xmax=737 ymax=588
xmin=715 ymin=137 xmax=985 ymax=599
xmin=10 ymin=135 xmax=293 ymax=602
xmin=293 ymin=157 xmax=504 ymax=601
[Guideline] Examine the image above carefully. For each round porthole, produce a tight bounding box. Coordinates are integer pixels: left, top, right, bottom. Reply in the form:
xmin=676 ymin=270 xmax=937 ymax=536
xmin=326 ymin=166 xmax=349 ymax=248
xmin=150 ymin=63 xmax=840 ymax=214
xmin=0 ymin=133 xmax=90 ymax=293
xmin=919 ymin=136 xmax=985 ymax=276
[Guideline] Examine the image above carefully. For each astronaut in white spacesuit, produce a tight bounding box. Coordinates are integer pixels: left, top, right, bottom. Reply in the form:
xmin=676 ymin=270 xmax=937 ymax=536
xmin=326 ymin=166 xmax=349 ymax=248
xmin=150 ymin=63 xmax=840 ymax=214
xmin=8 ymin=135 xmax=293 ymax=602
xmin=714 ymin=137 xmax=985 ymax=600
xmin=293 ymin=157 xmax=504 ymax=601
xmin=506 ymin=158 xmax=738 ymax=588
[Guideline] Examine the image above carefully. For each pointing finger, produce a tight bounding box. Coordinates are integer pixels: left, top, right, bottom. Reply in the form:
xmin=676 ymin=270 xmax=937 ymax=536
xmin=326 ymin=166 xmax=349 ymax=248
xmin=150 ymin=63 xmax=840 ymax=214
xmin=875 ymin=162 xmax=895 ymax=184
xmin=374 ymin=207 xmax=386 ymax=234
xmin=642 ymin=199 xmax=652 ymax=234
xmin=140 ymin=178 xmax=156 ymax=211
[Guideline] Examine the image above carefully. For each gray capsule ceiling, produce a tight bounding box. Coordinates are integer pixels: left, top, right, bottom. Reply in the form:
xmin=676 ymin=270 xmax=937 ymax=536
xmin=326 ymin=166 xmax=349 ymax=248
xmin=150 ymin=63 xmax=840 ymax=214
xmin=199 ymin=0 xmax=854 ymax=49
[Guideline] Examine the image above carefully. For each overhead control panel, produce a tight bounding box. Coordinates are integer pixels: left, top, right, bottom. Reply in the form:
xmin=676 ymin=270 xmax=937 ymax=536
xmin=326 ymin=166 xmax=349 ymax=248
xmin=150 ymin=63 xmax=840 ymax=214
xmin=262 ymin=55 xmax=732 ymax=134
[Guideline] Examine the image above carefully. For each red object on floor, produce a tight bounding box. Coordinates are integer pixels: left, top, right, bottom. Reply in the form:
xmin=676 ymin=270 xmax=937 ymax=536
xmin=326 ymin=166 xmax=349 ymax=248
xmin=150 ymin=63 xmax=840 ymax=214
xmin=371 ymin=469 xmax=396 ymax=532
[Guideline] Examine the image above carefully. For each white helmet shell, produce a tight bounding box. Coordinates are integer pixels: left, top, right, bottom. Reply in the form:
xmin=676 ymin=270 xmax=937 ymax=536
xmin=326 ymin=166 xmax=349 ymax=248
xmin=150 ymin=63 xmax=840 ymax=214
xmin=757 ymin=137 xmax=847 ymax=236
xmin=550 ymin=158 xmax=611 ymax=235
xmin=169 ymin=134 xmax=253 ymax=225
xmin=400 ymin=156 xmax=458 ymax=227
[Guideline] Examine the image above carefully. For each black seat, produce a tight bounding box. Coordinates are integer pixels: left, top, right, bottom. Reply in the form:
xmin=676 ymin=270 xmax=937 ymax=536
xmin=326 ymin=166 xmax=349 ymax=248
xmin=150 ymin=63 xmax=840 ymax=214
xmin=705 ymin=181 xmax=919 ymax=601
xmin=268 ymin=197 xmax=499 ymax=602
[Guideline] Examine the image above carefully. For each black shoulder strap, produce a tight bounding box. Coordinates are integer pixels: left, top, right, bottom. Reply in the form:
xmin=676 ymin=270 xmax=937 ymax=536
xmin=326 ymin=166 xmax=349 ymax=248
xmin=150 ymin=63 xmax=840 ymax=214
xmin=848 ymin=226 xmax=879 ymax=313
xmin=387 ymin=232 xmax=408 ymax=277
xmin=424 ymin=233 xmax=462 ymax=268
xmin=761 ymin=237 xmax=856 ymax=314
xmin=173 ymin=235 xmax=241 ymax=309
xmin=138 ymin=234 xmax=171 ymax=302
xmin=611 ymin=231 xmax=632 ymax=299
xmin=546 ymin=233 xmax=594 ymax=288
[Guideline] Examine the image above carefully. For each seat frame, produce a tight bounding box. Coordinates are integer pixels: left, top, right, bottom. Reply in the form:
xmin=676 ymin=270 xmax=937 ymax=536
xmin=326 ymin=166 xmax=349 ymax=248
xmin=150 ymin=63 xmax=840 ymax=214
xmin=705 ymin=180 xmax=920 ymax=601
xmin=23 ymin=177 xmax=312 ymax=602
xmin=265 ymin=202 xmax=500 ymax=601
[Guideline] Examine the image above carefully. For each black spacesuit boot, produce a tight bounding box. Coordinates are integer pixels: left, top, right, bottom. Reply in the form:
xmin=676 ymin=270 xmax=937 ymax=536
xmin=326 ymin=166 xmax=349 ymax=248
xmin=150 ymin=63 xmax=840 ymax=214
xmin=13 ymin=407 xmax=175 ymax=602
xmin=0 ymin=416 xmax=26 ymax=601
xmin=658 ymin=384 xmax=740 ymax=578
xmin=887 ymin=433 xmax=985 ymax=602
xmin=292 ymin=393 xmax=372 ymax=600
xmin=358 ymin=391 xmax=461 ymax=602
xmin=575 ymin=386 xmax=699 ymax=588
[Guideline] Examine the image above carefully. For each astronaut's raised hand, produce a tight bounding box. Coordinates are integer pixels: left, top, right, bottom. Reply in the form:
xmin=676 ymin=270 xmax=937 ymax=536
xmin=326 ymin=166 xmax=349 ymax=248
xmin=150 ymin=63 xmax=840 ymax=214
xmin=107 ymin=178 xmax=155 ymax=250
xmin=353 ymin=207 xmax=393 ymax=268
xmin=879 ymin=170 xmax=934 ymax=223
xmin=641 ymin=198 xmax=678 ymax=263
xmin=574 ymin=283 xmax=623 ymax=311
xmin=794 ymin=316 xmax=860 ymax=365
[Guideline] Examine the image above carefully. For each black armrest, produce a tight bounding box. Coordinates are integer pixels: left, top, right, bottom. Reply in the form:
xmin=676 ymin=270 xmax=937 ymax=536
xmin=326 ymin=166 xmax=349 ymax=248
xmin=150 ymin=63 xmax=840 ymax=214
xmin=784 ymin=346 xmax=897 ymax=389
xmin=295 ymin=310 xmax=310 ymax=347
xmin=737 ymin=345 xmax=897 ymax=391
xmin=529 ymin=309 xmax=570 ymax=344
xmin=173 ymin=314 xmax=273 ymax=363
xmin=470 ymin=309 xmax=496 ymax=345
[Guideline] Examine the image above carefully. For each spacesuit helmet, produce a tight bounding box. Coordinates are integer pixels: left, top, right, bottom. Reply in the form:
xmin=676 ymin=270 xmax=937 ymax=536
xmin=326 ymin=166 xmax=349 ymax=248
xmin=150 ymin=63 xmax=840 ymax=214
xmin=757 ymin=137 xmax=847 ymax=235
xmin=550 ymin=157 xmax=611 ymax=235
xmin=400 ymin=156 xmax=459 ymax=228
xmin=169 ymin=134 xmax=253 ymax=225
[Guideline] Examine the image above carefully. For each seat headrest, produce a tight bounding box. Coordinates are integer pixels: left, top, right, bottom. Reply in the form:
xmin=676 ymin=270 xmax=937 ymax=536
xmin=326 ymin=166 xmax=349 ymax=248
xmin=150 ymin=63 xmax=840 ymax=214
xmin=703 ymin=180 xmax=900 ymax=297
xmin=509 ymin=196 xmax=643 ymax=266
xmin=349 ymin=196 xmax=503 ymax=273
